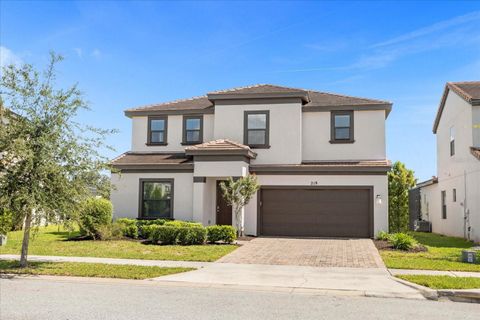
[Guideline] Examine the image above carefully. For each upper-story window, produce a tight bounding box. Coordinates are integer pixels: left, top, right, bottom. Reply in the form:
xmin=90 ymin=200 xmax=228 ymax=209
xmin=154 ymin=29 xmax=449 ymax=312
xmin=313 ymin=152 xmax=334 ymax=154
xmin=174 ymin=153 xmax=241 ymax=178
xmin=182 ymin=115 xmax=203 ymax=145
xmin=147 ymin=116 xmax=168 ymax=145
xmin=330 ymin=111 xmax=354 ymax=143
xmin=450 ymin=126 xmax=455 ymax=156
xmin=244 ymin=110 xmax=270 ymax=148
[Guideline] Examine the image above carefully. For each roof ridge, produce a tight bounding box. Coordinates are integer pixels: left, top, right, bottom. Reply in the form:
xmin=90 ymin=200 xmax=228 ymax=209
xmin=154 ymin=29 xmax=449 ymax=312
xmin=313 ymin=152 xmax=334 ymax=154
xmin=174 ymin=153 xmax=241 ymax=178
xmin=207 ymin=83 xmax=307 ymax=94
xmin=307 ymin=89 xmax=392 ymax=104
xmin=447 ymin=82 xmax=480 ymax=101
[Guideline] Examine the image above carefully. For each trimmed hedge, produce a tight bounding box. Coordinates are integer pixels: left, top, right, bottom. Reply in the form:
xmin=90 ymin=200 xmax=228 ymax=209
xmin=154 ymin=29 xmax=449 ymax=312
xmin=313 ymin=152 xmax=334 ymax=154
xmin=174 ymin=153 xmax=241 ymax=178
xmin=149 ymin=225 xmax=207 ymax=245
xmin=206 ymin=225 xmax=237 ymax=244
xmin=116 ymin=218 xmax=139 ymax=239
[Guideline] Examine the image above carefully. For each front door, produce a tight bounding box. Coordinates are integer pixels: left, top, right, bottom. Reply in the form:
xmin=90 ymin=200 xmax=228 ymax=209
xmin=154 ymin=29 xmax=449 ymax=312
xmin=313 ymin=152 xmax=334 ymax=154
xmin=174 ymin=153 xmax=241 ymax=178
xmin=216 ymin=181 xmax=232 ymax=225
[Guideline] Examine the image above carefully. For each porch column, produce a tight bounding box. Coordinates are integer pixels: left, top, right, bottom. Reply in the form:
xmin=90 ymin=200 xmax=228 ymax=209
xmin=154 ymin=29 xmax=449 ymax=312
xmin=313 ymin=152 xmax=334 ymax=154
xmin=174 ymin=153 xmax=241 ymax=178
xmin=192 ymin=177 xmax=206 ymax=224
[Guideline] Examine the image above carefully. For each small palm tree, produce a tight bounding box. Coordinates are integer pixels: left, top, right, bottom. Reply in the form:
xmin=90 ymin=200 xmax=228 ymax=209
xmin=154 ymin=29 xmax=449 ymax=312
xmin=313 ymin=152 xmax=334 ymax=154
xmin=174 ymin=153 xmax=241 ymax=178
xmin=220 ymin=175 xmax=260 ymax=237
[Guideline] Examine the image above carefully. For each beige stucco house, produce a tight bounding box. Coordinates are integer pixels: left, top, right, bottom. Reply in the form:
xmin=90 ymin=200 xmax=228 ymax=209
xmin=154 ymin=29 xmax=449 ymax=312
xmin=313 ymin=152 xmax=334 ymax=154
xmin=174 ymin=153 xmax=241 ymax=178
xmin=415 ymin=81 xmax=480 ymax=242
xmin=110 ymin=84 xmax=392 ymax=238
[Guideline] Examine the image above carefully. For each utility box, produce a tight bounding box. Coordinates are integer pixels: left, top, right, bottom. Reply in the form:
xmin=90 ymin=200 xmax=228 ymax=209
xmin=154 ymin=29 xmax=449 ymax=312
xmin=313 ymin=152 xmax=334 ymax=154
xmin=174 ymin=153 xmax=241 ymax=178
xmin=462 ymin=250 xmax=477 ymax=264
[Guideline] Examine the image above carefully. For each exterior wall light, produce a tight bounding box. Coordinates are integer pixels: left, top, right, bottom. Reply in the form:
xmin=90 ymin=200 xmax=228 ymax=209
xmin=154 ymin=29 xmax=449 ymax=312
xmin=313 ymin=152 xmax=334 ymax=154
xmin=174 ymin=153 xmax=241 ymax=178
xmin=376 ymin=194 xmax=382 ymax=205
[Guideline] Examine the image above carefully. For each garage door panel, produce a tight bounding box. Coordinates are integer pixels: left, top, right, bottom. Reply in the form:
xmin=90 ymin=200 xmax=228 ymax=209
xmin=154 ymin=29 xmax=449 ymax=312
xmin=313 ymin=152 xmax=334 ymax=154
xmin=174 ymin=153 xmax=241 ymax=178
xmin=260 ymin=188 xmax=372 ymax=238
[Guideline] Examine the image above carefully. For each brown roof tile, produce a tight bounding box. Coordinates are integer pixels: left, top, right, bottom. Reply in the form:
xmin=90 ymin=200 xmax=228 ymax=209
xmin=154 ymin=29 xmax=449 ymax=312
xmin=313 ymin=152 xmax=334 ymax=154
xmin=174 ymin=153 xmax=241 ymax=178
xmin=185 ymin=139 xmax=257 ymax=158
xmin=124 ymin=84 xmax=391 ymax=116
xmin=111 ymin=152 xmax=192 ymax=166
xmin=471 ymin=147 xmax=480 ymax=161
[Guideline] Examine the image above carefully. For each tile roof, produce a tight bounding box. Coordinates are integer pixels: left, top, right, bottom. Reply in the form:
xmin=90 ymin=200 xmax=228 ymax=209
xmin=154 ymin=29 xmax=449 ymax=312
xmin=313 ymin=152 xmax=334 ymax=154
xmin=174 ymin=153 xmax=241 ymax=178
xmin=471 ymin=147 xmax=480 ymax=161
xmin=110 ymin=152 xmax=192 ymax=167
xmin=433 ymin=81 xmax=480 ymax=133
xmin=185 ymin=139 xmax=257 ymax=158
xmin=250 ymin=160 xmax=392 ymax=173
xmin=124 ymin=84 xmax=391 ymax=116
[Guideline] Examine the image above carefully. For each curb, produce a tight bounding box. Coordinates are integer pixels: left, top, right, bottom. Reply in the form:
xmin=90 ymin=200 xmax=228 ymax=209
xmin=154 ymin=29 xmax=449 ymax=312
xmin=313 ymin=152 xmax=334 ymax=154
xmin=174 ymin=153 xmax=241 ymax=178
xmin=390 ymin=277 xmax=438 ymax=300
xmin=392 ymin=276 xmax=480 ymax=304
xmin=437 ymin=289 xmax=480 ymax=303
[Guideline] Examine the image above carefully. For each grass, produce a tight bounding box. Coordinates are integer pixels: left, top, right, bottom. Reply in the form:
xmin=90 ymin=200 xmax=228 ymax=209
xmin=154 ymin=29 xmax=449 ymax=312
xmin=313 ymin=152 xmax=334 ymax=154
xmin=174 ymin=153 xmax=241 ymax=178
xmin=0 ymin=260 xmax=193 ymax=280
xmin=380 ymin=232 xmax=479 ymax=272
xmin=397 ymin=275 xmax=480 ymax=290
xmin=0 ymin=225 xmax=237 ymax=262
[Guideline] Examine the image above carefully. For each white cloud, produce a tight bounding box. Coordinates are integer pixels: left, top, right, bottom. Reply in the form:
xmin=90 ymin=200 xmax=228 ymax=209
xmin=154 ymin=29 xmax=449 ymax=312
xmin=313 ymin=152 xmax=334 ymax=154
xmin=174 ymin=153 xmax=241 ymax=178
xmin=0 ymin=46 xmax=22 ymax=68
xmin=371 ymin=11 xmax=480 ymax=48
xmin=74 ymin=48 xmax=83 ymax=58
xmin=91 ymin=49 xmax=101 ymax=59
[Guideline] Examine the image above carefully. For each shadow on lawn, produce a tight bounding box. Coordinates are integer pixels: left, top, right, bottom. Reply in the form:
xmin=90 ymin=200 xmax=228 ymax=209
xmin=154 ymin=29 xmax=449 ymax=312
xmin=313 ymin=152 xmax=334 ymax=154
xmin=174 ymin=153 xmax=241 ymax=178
xmin=412 ymin=232 xmax=474 ymax=249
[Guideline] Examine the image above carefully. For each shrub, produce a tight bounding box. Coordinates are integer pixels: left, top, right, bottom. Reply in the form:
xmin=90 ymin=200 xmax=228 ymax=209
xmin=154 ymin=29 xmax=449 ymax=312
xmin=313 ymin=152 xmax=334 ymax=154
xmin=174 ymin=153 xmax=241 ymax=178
xmin=96 ymin=222 xmax=124 ymax=240
xmin=164 ymin=220 xmax=202 ymax=228
xmin=116 ymin=218 xmax=138 ymax=239
xmin=0 ymin=209 xmax=13 ymax=236
xmin=376 ymin=231 xmax=391 ymax=241
xmin=390 ymin=233 xmax=417 ymax=250
xmin=139 ymin=224 xmax=157 ymax=239
xmin=206 ymin=225 xmax=237 ymax=244
xmin=78 ymin=198 xmax=113 ymax=240
xmin=150 ymin=226 xmax=178 ymax=245
xmin=177 ymin=227 xmax=207 ymax=245
xmin=136 ymin=219 xmax=167 ymax=228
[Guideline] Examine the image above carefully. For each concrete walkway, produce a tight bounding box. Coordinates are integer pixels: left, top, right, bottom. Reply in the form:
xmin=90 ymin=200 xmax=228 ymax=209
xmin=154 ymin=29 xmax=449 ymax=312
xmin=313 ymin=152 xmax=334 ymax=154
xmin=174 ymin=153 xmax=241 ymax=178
xmin=389 ymin=268 xmax=480 ymax=278
xmin=0 ymin=254 xmax=212 ymax=268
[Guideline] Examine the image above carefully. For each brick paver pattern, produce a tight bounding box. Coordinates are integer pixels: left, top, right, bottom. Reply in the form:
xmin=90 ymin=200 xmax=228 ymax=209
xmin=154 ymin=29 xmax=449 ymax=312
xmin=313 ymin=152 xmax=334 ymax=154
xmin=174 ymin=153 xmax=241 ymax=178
xmin=219 ymin=238 xmax=385 ymax=268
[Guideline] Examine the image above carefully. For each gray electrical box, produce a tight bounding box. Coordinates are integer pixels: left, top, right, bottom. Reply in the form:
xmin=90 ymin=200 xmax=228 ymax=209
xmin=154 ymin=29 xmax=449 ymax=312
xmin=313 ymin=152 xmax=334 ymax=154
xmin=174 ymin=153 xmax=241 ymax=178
xmin=462 ymin=250 xmax=477 ymax=264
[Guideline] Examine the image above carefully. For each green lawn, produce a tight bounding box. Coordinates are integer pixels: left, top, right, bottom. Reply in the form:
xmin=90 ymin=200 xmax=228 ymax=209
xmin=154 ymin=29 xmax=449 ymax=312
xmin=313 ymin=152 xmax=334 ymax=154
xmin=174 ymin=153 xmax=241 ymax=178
xmin=0 ymin=260 xmax=193 ymax=280
xmin=0 ymin=226 xmax=237 ymax=262
xmin=397 ymin=275 xmax=480 ymax=290
xmin=380 ymin=232 xmax=479 ymax=272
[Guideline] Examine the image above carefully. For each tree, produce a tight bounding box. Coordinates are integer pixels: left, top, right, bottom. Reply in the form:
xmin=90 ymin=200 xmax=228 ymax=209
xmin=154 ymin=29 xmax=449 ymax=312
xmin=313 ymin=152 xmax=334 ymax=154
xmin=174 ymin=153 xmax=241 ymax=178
xmin=0 ymin=53 xmax=115 ymax=267
xmin=219 ymin=175 xmax=260 ymax=237
xmin=388 ymin=161 xmax=416 ymax=233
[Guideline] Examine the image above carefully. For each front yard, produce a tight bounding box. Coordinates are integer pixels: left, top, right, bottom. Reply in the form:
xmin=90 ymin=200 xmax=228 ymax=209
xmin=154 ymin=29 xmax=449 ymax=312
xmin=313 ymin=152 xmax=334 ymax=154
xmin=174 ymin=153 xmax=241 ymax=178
xmin=0 ymin=260 xmax=192 ymax=280
xmin=396 ymin=274 xmax=480 ymax=290
xmin=380 ymin=232 xmax=479 ymax=272
xmin=0 ymin=226 xmax=237 ymax=262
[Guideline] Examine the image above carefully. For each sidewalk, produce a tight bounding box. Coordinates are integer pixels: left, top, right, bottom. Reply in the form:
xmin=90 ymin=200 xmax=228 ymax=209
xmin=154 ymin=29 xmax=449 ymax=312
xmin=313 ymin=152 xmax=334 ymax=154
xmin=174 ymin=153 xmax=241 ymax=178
xmin=389 ymin=268 xmax=480 ymax=278
xmin=0 ymin=254 xmax=424 ymax=300
xmin=0 ymin=254 xmax=211 ymax=269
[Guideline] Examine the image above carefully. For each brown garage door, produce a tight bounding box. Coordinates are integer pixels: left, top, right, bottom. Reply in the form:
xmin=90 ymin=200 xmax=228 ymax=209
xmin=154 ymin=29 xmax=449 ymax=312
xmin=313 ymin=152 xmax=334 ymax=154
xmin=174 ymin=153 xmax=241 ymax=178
xmin=259 ymin=187 xmax=373 ymax=238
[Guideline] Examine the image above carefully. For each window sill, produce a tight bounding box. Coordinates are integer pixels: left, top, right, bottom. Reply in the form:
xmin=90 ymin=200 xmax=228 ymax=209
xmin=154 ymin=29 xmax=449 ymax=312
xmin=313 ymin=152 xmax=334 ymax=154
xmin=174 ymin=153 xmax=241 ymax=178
xmin=181 ymin=142 xmax=203 ymax=146
xmin=329 ymin=140 xmax=355 ymax=144
xmin=146 ymin=142 xmax=168 ymax=146
xmin=248 ymin=145 xmax=271 ymax=149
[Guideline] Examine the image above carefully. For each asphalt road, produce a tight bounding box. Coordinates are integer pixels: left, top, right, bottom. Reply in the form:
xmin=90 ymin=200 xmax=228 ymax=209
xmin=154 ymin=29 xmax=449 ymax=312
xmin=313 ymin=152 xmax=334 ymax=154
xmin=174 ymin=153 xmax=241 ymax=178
xmin=1 ymin=276 xmax=479 ymax=320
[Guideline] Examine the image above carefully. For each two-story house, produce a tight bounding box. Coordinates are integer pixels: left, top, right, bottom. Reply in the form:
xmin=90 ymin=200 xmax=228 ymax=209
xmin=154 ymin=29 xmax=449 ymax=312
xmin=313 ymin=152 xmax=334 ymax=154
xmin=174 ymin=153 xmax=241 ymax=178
xmin=415 ymin=81 xmax=480 ymax=242
xmin=110 ymin=84 xmax=392 ymax=238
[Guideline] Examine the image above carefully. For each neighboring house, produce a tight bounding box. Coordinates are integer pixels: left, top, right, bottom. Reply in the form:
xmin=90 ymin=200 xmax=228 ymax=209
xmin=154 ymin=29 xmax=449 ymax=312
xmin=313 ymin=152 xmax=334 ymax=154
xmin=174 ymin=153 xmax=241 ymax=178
xmin=415 ymin=81 xmax=480 ymax=242
xmin=110 ymin=84 xmax=392 ymax=238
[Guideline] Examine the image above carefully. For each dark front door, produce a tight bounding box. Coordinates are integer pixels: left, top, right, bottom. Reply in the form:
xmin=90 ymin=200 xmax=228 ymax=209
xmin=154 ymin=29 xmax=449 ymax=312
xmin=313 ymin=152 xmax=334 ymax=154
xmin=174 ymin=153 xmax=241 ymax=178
xmin=259 ymin=187 xmax=373 ymax=238
xmin=216 ymin=181 xmax=232 ymax=225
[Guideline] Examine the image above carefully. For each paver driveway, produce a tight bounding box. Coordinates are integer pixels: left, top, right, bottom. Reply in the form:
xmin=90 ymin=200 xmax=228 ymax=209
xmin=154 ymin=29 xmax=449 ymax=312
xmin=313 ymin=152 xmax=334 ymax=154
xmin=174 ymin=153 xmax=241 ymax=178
xmin=218 ymin=237 xmax=385 ymax=268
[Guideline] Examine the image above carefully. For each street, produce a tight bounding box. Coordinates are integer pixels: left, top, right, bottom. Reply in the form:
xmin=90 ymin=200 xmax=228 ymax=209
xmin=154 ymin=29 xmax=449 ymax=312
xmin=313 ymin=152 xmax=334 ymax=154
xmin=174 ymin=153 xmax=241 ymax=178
xmin=1 ymin=276 xmax=479 ymax=320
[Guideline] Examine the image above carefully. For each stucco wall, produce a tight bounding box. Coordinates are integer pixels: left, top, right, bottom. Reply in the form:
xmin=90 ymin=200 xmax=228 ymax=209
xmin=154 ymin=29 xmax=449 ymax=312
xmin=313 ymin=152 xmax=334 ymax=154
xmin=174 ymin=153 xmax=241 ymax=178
xmin=427 ymin=90 xmax=480 ymax=242
xmin=131 ymin=114 xmax=214 ymax=152
xmin=243 ymin=175 xmax=388 ymax=236
xmin=110 ymin=172 xmax=194 ymax=221
xmin=213 ymin=101 xmax=303 ymax=164
xmin=302 ymin=110 xmax=386 ymax=161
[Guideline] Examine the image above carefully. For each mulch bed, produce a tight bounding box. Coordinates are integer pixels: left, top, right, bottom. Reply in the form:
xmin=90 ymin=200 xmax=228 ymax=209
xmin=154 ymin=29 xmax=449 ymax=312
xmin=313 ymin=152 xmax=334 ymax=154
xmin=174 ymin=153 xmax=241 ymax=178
xmin=374 ymin=240 xmax=428 ymax=253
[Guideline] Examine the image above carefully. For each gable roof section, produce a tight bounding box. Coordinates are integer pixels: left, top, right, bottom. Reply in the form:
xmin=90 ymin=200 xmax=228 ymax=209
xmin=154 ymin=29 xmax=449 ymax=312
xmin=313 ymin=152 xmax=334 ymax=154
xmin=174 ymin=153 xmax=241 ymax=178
xmin=185 ymin=139 xmax=257 ymax=158
xmin=124 ymin=84 xmax=392 ymax=117
xmin=433 ymin=81 xmax=480 ymax=133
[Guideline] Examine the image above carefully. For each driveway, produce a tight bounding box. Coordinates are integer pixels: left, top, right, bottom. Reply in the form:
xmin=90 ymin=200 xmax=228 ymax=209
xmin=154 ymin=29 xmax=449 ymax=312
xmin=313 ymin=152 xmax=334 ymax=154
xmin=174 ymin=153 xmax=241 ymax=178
xmin=218 ymin=237 xmax=385 ymax=268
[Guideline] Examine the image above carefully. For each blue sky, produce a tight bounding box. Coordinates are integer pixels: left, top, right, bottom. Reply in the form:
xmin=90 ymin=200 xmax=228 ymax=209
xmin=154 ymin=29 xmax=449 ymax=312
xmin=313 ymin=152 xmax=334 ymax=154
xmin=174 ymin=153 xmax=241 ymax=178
xmin=1 ymin=1 xmax=479 ymax=181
